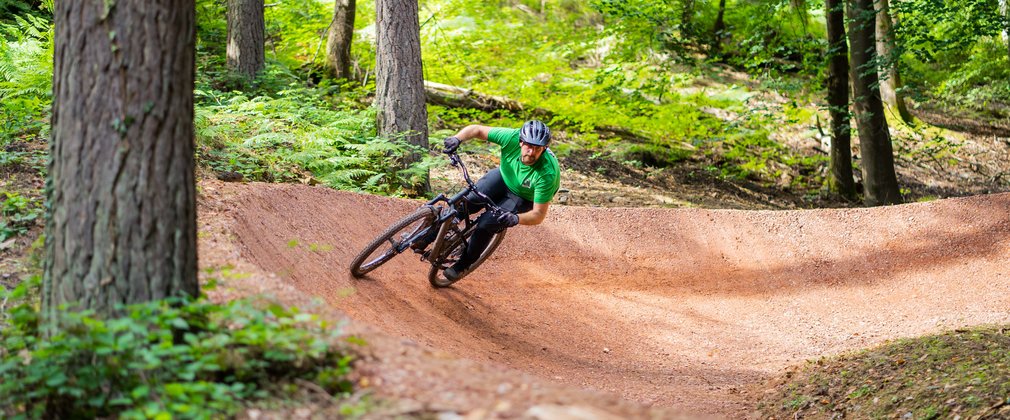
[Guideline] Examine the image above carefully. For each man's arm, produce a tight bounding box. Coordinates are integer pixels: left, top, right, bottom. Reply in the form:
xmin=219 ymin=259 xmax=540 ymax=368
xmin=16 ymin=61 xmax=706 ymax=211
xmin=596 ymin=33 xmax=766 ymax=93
xmin=452 ymin=125 xmax=492 ymax=143
xmin=519 ymin=202 xmax=549 ymax=226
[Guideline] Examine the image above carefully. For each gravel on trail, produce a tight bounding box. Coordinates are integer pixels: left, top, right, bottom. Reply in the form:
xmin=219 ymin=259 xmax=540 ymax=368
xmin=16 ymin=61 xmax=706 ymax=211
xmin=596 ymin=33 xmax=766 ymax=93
xmin=199 ymin=180 xmax=1010 ymax=419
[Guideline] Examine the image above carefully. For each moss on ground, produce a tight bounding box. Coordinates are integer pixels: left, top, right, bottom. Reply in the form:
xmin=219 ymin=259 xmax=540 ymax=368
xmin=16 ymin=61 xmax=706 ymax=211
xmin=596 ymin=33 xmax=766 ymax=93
xmin=756 ymin=326 xmax=1010 ymax=419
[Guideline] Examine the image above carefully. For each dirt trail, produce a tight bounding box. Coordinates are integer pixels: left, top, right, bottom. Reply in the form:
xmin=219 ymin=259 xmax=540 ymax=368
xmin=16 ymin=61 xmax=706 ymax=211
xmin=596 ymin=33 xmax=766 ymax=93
xmin=216 ymin=181 xmax=1010 ymax=418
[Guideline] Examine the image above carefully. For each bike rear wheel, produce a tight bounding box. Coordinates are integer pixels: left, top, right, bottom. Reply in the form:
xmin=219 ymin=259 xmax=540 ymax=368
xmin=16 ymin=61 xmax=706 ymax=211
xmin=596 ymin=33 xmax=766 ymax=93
xmin=428 ymin=228 xmax=506 ymax=288
xmin=349 ymin=207 xmax=436 ymax=278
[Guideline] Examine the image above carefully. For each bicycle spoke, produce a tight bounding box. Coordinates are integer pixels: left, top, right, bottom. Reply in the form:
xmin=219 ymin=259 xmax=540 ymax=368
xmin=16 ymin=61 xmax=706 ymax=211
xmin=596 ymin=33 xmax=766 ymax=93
xmin=350 ymin=207 xmax=436 ymax=278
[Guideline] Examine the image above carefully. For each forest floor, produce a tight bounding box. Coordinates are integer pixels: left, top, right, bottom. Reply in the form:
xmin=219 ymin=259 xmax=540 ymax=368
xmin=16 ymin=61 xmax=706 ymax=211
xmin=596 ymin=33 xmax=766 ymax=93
xmin=3 ymin=108 xmax=1010 ymax=419
xmin=218 ymin=118 xmax=1008 ymax=419
xmin=206 ymin=180 xmax=1010 ymax=419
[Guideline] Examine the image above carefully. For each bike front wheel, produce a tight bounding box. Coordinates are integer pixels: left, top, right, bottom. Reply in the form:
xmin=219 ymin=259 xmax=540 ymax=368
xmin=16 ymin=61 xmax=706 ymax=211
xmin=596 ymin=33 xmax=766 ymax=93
xmin=428 ymin=229 xmax=506 ymax=288
xmin=350 ymin=207 xmax=436 ymax=278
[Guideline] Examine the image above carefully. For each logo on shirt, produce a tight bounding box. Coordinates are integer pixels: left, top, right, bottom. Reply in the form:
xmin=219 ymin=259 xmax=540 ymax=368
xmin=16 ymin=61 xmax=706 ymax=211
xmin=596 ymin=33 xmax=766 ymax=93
xmin=521 ymin=177 xmax=532 ymax=188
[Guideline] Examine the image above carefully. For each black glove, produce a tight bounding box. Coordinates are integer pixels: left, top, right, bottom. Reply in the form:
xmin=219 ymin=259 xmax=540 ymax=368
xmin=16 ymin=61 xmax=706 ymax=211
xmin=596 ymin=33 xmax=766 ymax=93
xmin=496 ymin=211 xmax=520 ymax=228
xmin=442 ymin=136 xmax=461 ymax=154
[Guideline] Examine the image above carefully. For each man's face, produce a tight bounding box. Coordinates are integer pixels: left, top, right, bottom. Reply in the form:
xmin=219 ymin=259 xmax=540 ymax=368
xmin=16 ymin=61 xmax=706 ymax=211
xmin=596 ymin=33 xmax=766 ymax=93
xmin=520 ymin=141 xmax=545 ymax=166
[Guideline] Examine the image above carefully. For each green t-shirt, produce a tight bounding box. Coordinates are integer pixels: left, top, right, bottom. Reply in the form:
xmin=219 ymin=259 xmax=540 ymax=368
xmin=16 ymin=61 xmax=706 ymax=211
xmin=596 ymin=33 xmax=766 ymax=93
xmin=487 ymin=127 xmax=561 ymax=203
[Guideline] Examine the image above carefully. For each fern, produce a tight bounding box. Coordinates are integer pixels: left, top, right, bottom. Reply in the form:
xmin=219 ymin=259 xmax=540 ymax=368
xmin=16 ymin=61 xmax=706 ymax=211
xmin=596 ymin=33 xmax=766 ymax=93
xmin=0 ymin=11 xmax=52 ymax=101
xmin=0 ymin=10 xmax=52 ymax=140
xmin=363 ymin=173 xmax=387 ymax=190
xmin=334 ymin=168 xmax=376 ymax=182
xmin=242 ymin=132 xmax=292 ymax=149
xmin=324 ymin=155 xmax=370 ymax=168
xmin=194 ymin=87 xmax=430 ymax=196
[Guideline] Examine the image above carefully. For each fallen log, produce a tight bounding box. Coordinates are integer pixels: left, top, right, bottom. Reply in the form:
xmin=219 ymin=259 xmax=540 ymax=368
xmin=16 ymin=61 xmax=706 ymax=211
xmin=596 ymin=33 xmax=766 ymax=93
xmin=424 ymin=81 xmax=525 ymax=113
xmin=423 ymin=80 xmax=654 ymax=143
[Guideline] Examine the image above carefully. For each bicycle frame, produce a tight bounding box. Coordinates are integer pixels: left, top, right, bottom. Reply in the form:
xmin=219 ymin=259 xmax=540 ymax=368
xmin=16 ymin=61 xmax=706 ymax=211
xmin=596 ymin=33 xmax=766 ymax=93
xmin=348 ymin=151 xmax=512 ymax=283
xmin=399 ymin=153 xmax=505 ymax=261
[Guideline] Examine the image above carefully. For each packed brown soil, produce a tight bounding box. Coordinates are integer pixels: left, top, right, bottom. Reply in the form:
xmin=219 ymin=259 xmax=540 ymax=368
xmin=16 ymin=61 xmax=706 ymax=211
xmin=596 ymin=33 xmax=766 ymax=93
xmin=198 ymin=179 xmax=1010 ymax=419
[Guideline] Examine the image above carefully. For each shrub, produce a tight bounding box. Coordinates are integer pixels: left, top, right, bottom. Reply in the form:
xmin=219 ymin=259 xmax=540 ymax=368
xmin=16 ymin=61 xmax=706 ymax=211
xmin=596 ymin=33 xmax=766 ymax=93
xmin=0 ymin=277 xmax=355 ymax=420
xmin=1 ymin=191 xmax=42 ymax=242
xmin=195 ymin=87 xmax=438 ymax=196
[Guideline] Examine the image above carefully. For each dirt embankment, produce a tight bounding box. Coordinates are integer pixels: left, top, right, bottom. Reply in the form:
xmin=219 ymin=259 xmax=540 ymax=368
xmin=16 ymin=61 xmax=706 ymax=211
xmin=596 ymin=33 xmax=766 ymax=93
xmin=201 ymin=180 xmax=1010 ymax=419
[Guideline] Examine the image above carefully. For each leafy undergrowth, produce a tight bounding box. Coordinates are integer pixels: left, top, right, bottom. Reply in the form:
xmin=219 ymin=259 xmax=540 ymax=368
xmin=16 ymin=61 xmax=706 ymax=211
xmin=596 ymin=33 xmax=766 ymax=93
xmin=194 ymin=83 xmax=437 ymax=197
xmin=0 ymin=278 xmax=361 ymax=420
xmin=756 ymin=326 xmax=1010 ymax=419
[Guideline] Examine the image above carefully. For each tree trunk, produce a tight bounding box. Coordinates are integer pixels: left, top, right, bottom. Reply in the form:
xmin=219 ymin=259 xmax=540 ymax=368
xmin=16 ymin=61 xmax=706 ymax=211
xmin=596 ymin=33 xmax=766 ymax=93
xmin=825 ymin=0 xmax=855 ymax=200
xmin=848 ymin=0 xmax=901 ymax=206
xmin=681 ymin=0 xmax=696 ymax=38
xmin=874 ymin=0 xmax=913 ymax=124
xmin=226 ymin=0 xmax=264 ymax=79
xmin=46 ymin=0 xmax=198 ymax=322
xmin=326 ymin=0 xmax=356 ymax=80
xmin=375 ymin=0 xmax=429 ymax=194
xmin=711 ymin=0 xmax=727 ymax=56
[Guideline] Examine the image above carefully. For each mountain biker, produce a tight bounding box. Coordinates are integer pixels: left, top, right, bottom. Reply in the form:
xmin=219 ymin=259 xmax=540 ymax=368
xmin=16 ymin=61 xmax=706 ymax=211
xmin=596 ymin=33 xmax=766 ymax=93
xmin=417 ymin=120 xmax=561 ymax=281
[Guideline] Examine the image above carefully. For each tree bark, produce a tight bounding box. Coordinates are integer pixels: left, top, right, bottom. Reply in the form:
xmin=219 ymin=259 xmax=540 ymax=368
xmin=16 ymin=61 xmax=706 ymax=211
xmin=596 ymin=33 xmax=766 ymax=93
xmin=825 ymin=0 xmax=855 ymax=200
xmin=226 ymin=0 xmax=264 ymax=79
xmin=47 ymin=1 xmax=198 ymax=321
xmin=711 ymin=0 xmax=727 ymax=56
xmin=848 ymin=0 xmax=901 ymax=206
xmin=376 ymin=0 xmax=429 ymax=194
xmin=326 ymin=0 xmax=356 ymax=80
xmin=874 ymin=0 xmax=913 ymax=124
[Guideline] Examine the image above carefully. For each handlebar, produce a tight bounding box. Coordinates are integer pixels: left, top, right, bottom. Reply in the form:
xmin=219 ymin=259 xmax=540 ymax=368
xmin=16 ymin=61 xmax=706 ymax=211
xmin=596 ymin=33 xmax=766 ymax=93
xmin=445 ymin=152 xmax=508 ymax=216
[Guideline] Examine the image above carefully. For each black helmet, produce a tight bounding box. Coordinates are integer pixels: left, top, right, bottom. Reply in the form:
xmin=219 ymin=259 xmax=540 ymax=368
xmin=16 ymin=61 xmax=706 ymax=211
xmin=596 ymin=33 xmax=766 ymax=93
xmin=519 ymin=120 xmax=551 ymax=148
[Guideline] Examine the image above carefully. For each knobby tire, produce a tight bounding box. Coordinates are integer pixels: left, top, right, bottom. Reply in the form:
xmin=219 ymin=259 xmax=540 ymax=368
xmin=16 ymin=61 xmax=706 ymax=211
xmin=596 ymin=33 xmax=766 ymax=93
xmin=349 ymin=207 xmax=436 ymax=278
xmin=428 ymin=227 xmax=506 ymax=288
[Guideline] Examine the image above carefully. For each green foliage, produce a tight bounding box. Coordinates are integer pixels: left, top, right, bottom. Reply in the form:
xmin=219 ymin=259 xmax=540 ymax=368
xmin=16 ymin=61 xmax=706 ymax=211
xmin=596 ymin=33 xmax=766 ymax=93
xmin=428 ymin=105 xmax=520 ymax=133
xmin=195 ymin=0 xmax=329 ymax=92
xmin=619 ymin=142 xmax=692 ymax=167
xmin=195 ymin=0 xmax=227 ymax=57
xmin=1 ymin=191 xmax=42 ymax=242
xmin=589 ymin=0 xmax=826 ymax=76
xmin=0 ymin=278 xmax=355 ymax=420
xmin=264 ymin=0 xmax=331 ymax=69
xmin=895 ymin=0 xmax=1010 ymax=107
xmin=0 ymin=1 xmax=50 ymax=23
xmin=894 ymin=0 xmax=1005 ymax=63
xmin=706 ymin=106 xmax=826 ymax=186
xmin=719 ymin=1 xmax=826 ymax=76
xmin=404 ymin=0 xmax=826 ymax=191
xmin=0 ymin=8 xmax=53 ymax=141
xmin=189 ymin=0 xmax=441 ymax=197
xmin=195 ymin=86 xmax=436 ymax=196
xmin=590 ymin=0 xmax=692 ymax=54
xmin=757 ymin=326 xmax=1010 ymax=419
xmin=893 ymin=124 xmax=963 ymax=169
xmin=928 ymin=39 xmax=1010 ymax=109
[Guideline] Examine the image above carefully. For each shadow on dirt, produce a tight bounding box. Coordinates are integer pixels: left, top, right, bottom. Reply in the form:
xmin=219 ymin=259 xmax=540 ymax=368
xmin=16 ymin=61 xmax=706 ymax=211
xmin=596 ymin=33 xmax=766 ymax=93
xmin=228 ymin=183 xmax=1010 ymax=417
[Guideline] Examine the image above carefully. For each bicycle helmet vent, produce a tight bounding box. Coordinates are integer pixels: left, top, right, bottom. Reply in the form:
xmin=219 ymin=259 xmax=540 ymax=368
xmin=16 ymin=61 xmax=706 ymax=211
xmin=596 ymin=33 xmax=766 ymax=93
xmin=519 ymin=120 xmax=551 ymax=148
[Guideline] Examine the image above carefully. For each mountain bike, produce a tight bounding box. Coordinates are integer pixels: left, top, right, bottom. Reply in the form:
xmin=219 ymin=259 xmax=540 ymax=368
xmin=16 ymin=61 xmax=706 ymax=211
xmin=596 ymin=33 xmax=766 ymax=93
xmin=349 ymin=152 xmax=508 ymax=288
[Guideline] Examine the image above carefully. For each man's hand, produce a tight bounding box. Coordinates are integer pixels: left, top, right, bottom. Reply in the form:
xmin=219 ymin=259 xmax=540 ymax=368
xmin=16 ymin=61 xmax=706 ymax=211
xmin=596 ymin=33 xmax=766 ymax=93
xmin=496 ymin=210 xmax=520 ymax=228
xmin=443 ymin=136 xmax=461 ymax=154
